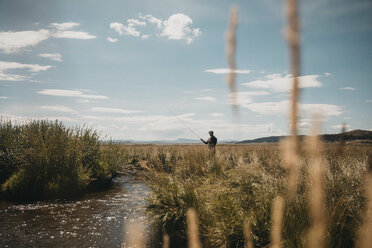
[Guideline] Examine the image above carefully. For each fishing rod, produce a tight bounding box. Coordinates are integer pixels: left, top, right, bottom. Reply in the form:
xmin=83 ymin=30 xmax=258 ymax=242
xmin=167 ymin=107 xmax=202 ymax=140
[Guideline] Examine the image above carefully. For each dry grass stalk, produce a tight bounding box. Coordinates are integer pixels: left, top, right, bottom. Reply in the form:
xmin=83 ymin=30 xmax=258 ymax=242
xmin=286 ymin=0 xmax=300 ymax=140
xmin=280 ymin=137 xmax=300 ymax=199
xmin=187 ymin=208 xmax=202 ymax=248
xmin=243 ymin=219 xmax=254 ymax=248
xmin=280 ymin=0 xmax=301 ymax=199
xmin=163 ymin=233 xmax=170 ymax=248
xmin=125 ymin=222 xmax=145 ymax=248
xmin=270 ymin=196 xmax=285 ymax=248
xmin=226 ymin=5 xmax=238 ymax=110
xmin=306 ymin=116 xmax=327 ymax=248
xmin=356 ymin=155 xmax=372 ymax=248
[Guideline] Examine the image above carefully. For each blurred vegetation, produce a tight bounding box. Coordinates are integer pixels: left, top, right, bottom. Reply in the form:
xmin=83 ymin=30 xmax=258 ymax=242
xmin=0 ymin=119 xmax=124 ymax=200
xmin=125 ymin=144 xmax=370 ymax=248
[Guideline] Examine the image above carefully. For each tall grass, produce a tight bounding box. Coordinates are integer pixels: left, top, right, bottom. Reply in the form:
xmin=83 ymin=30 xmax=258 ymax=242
xmin=128 ymin=144 xmax=370 ymax=247
xmin=0 ymin=119 xmax=122 ymax=200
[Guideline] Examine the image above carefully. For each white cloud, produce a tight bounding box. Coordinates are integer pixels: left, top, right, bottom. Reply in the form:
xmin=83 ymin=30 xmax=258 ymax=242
xmin=210 ymin=113 xmax=224 ymax=117
xmin=299 ymin=119 xmax=312 ymax=129
xmin=243 ymin=74 xmax=322 ymax=92
xmin=0 ymin=29 xmax=50 ymax=53
xmin=0 ymin=23 xmax=95 ymax=53
xmin=52 ymin=31 xmax=96 ymax=39
xmin=76 ymin=99 xmax=91 ymax=103
xmin=110 ymin=23 xmax=125 ymax=35
xmin=0 ymin=73 xmax=25 ymax=81
xmin=110 ymin=13 xmax=201 ymax=44
xmin=50 ymin=22 xmax=80 ymax=30
xmin=204 ymin=68 xmax=251 ymax=74
xmin=127 ymin=19 xmax=146 ymax=26
xmin=107 ymin=37 xmax=118 ymax=43
xmin=110 ymin=21 xmax=141 ymax=37
xmin=339 ymin=87 xmax=355 ymax=91
xmin=239 ymin=100 xmax=342 ymax=117
xmin=37 ymin=89 xmax=108 ymax=99
xmin=0 ymin=61 xmax=52 ymax=81
xmin=40 ymin=105 xmax=77 ymax=113
xmin=161 ymin=13 xmax=201 ymax=44
xmin=0 ymin=113 xmax=76 ymax=124
xmin=194 ymin=96 xmax=216 ymax=102
xmin=324 ymin=72 xmax=332 ymax=76
xmin=331 ymin=124 xmax=351 ymax=130
xmin=0 ymin=113 xmax=77 ymax=123
xmin=39 ymin=53 xmax=62 ymax=62
xmin=91 ymin=107 xmax=142 ymax=114
xmin=141 ymin=34 xmax=150 ymax=39
xmin=139 ymin=14 xmax=163 ymax=28
xmin=229 ymin=91 xmax=269 ymax=105
xmin=0 ymin=113 xmax=31 ymax=123
xmin=49 ymin=22 xmax=96 ymax=39
xmin=0 ymin=96 xmax=8 ymax=99
xmin=0 ymin=61 xmax=52 ymax=72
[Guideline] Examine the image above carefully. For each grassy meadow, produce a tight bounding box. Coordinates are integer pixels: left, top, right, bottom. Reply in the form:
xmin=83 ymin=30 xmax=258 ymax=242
xmin=122 ymin=143 xmax=371 ymax=248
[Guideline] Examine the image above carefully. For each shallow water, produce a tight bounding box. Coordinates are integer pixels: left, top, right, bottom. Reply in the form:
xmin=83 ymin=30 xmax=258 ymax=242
xmin=0 ymin=177 xmax=153 ymax=247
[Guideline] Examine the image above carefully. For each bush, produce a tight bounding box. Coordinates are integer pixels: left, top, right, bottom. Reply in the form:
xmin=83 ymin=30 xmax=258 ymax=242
xmin=0 ymin=119 xmax=119 ymax=200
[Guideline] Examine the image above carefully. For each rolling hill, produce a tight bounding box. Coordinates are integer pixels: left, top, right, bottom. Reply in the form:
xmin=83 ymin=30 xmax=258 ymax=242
xmin=237 ymin=129 xmax=372 ymax=144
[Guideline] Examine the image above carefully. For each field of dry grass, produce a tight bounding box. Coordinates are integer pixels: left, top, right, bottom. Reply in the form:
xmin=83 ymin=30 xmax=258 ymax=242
xmin=116 ymin=143 xmax=371 ymax=247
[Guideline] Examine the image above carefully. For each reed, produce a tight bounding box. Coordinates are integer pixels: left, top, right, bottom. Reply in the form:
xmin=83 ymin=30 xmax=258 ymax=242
xmin=270 ymin=196 xmax=285 ymax=248
xmin=125 ymin=222 xmax=145 ymax=248
xmin=356 ymin=155 xmax=372 ymax=248
xmin=278 ymin=0 xmax=302 ymax=200
xmin=162 ymin=233 xmax=170 ymax=248
xmin=226 ymin=5 xmax=239 ymax=110
xmin=187 ymin=208 xmax=202 ymax=248
xmin=243 ymin=219 xmax=254 ymax=248
xmin=306 ymin=116 xmax=327 ymax=248
xmin=286 ymin=0 xmax=300 ymax=140
xmin=279 ymin=137 xmax=300 ymax=199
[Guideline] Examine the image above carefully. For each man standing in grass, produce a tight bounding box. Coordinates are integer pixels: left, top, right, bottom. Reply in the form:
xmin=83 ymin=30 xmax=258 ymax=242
xmin=201 ymin=131 xmax=217 ymax=156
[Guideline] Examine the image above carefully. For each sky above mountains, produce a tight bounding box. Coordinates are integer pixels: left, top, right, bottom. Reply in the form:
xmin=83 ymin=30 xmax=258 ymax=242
xmin=0 ymin=0 xmax=371 ymax=141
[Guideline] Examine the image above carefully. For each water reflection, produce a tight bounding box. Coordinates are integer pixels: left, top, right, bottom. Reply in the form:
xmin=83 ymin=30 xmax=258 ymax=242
xmin=0 ymin=177 xmax=151 ymax=248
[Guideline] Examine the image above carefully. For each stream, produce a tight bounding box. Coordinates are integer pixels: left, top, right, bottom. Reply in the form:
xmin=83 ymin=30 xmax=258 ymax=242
xmin=0 ymin=176 xmax=154 ymax=247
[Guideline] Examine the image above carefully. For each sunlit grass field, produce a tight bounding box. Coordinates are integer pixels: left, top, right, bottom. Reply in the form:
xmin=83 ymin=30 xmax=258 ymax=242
xmin=119 ymin=143 xmax=371 ymax=247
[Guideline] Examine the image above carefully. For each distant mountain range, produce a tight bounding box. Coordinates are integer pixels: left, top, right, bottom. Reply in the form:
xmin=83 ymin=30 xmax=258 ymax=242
xmin=109 ymin=129 xmax=372 ymax=145
xmin=111 ymin=138 xmax=201 ymax=144
xmin=237 ymin=129 xmax=372 ymax=144
xmin=110 ymin=138 xmax=236 ymax=144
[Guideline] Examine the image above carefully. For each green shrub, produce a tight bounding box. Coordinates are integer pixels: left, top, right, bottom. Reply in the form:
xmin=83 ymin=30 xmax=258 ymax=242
xmin=0 ymin=119 xmax=121 ymax=200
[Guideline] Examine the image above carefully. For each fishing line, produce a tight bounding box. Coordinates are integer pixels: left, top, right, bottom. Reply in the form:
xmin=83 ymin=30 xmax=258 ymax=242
xmin=167 ymin=107 xmax=202 ymax=139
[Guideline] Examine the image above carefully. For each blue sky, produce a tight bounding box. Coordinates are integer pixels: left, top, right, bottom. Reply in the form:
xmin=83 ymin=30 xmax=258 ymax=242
xmin=0 ymin=0 xmax=371 ymax=141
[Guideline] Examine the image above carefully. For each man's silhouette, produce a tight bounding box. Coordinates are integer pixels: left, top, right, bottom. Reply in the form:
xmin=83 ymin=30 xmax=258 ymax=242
xmin=201 ymin=131 xmax=217 ymax=156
